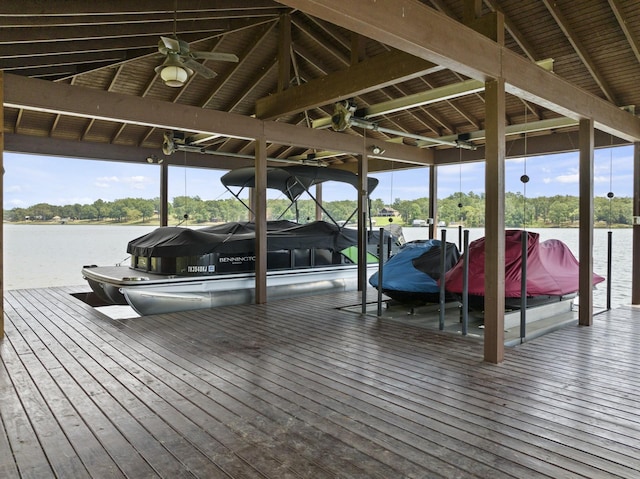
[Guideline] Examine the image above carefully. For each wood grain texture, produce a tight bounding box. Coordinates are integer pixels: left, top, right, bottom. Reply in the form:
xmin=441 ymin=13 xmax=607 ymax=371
xmin=1 ymin=285 xmax=640 ymax=478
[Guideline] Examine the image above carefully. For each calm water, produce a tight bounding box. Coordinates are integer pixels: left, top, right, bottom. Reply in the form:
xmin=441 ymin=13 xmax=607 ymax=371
xmin=3 ymin=224 xmax=632 ymax=309
xmin=3 ymin=224 xmax=157 ymax=290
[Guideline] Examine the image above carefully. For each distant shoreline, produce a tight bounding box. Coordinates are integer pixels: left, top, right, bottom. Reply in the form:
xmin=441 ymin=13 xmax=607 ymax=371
xmin=4 ymin=219 xmax=633 ymax=229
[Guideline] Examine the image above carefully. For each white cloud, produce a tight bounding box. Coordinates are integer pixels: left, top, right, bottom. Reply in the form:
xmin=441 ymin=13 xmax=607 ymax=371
xmin=555 ymin=174 xmax=579 ymax=184
xmin=96 ymin=175 xmax=120 ymax=183
xmin=94 ymin=175 xmax=152 ymax=190
xmin=121 ymin=175 xmax=149 ymax=184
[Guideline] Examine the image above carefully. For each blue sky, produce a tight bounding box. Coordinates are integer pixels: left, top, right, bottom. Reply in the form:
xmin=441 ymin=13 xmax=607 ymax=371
xmin=3 ymin=144 xmax=634 ymax=208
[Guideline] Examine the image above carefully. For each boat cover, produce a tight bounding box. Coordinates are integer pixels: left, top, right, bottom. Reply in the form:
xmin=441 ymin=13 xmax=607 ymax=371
xmin=369 ymin=240 xmax=460 ymax=294
xmin=444 ymin=230 xmax=605 ymax=297
xmin=221 ymin=165 xmax=378 ymax=202
xmin=127 ymin=220 xmax=362 ymax=258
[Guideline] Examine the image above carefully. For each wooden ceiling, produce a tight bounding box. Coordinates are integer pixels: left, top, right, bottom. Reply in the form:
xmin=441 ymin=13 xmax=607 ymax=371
xmin=2 ymin=0 xmax=640 ymax=172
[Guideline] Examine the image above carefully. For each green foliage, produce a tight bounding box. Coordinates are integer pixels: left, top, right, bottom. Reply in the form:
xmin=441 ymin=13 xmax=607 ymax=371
xmin=3 ymin=193 xmax=635 ymax=227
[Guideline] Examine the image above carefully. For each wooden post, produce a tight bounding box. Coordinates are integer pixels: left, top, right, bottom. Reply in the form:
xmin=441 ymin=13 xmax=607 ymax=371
xmin=632 ymin=143 xmax=640 ymax=304
xmin=254 ymin=135 xmax=268 ymax=304
xmin=0 ymin=71 xmax=4 ymax=340
xmin=429 ymin=165 xmax=438 ymax=240
xmin=579 ymin=118 xmax=594 ymax=324
xmin=277 ymin=13 xmax=291 ymax=93
xmin=483 ymin=78 xmax=506 ymax=364
xmin=160 ymin=161 xmax=168 ymax=226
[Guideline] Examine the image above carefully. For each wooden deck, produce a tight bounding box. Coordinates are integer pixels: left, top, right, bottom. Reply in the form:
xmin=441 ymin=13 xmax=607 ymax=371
xmin=2 ymin=286 xmax=640 ymax=478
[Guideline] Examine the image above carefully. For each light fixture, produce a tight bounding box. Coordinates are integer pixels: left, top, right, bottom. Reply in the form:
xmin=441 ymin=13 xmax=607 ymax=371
xmin=154 ymin=52 xmax=192 ymax=87
xmin=146 ymin=154 xmax=164 ymax=164
xmin=371 ymin=145 xmax=385 ymax=155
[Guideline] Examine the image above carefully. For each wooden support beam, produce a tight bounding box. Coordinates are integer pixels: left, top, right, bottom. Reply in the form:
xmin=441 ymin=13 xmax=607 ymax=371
xmin=4 ymin=74 xmax=431 ymax=166
xmin=255 ymin=49 xmax=441 ymax=120
xmin=277 ymin=13 xmax=291 ymax=92
xmin=433 ymin=128 xmax=630 ymax=164
xmin=462 ymin=0 xmax=483 ymax=24
xmin=275 ymin=0 xmax=640 ymax=141
xmin=0 ymin=70 xmax=4 ymax=340
xmin=254 ymin=134 xmax=268 ymax=304
xmin=483 ymin=78 xmax=506 ymax=364
xmin=578 ymin=118 xmax=594 ymax=325
xmin=542 ymin=0 xmax=617 ymax=104
xmin=429 ymin=165 xmax=437 ymax=240
xmin=350 ymin=32 xmax=365 ymax=65
xmin=160 ymin=162 xmax=169 ymax=226
xmin=632 ymin=142 xmax=640 ymax=304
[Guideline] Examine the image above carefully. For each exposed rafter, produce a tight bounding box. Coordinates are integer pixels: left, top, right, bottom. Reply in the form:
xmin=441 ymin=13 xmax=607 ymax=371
xmin=608 ymin=0 xmax=640 ymax=65
xmin=275 ymin=0 xmax=640 ymax=141
xmin=2 ymin=0 xmax=640 ymax=174
xmin=542 ymin=0 xmax=618 ymax=104
xmin=255 ymin=49 xmax=441 ymax=119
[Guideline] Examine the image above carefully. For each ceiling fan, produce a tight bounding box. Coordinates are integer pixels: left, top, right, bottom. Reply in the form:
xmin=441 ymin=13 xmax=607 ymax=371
xmin=155 ymin=5 xmax=238 ymax=87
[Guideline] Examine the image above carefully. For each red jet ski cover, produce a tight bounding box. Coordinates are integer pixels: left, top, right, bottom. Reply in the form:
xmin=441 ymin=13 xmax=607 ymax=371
xmin=444 ymin=230 xmax=605 ymax=297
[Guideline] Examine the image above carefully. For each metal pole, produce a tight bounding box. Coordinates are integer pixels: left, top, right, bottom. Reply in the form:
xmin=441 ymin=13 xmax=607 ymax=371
xmin=458 ymin=225 xmax=463 ymax=252
xmin=439 ymin=229 xmax=447 ymax=330
xmin=377 ymin=227 xmax=385 ymax=316
xmin=361 ymin=212 xmax=367 ymax=314
xmin=520 ymin=231 xmax=528 ymax=342
xmin=461 ymin=230 xmax=469 ymax=335
xmin=607 ymin=230 xmax=612 ymax=310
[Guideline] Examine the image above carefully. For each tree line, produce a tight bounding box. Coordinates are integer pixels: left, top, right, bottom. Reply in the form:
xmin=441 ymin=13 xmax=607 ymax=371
xmin=3 ymin=192 xmax=633 ymax=227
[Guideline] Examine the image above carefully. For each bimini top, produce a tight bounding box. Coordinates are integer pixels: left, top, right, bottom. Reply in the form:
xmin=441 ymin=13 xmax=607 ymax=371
xmin=221 ymin=165 xmax=379 ymax=202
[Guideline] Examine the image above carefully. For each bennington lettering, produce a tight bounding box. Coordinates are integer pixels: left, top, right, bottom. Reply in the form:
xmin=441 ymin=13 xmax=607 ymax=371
xmin=219 ymin=255 xmax=256 ymax=263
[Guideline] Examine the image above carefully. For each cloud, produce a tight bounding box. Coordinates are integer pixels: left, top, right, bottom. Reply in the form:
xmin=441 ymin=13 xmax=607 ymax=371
xmin=96 ymin=175 xmax=120 ymax=183
xmin=121 ymin=175 xmax=148 ymax=184
xmin=94 ymin=175 xmax=152 ymax=190
xmin=555 ymin=173 xmax=579 ymax=184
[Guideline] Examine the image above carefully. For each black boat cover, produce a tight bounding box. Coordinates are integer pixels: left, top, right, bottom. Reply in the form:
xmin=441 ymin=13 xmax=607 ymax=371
xmin=127 ymin=220 xmax=361 ymax=258
xmin=220 ymin=165 xmax=379 ymax=202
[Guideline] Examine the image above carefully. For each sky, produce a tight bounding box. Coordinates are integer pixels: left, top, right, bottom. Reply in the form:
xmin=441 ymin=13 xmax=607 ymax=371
xmin=3 ymin=144 xmax=635 ymax=208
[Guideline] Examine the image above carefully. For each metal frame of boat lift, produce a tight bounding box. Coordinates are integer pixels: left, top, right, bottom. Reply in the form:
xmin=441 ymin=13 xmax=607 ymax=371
xmin=372 ymin=226 xmax=616 ymax=344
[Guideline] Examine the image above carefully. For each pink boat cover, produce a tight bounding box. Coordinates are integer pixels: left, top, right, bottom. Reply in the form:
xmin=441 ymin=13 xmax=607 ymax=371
xmin=444 ymin=230 xmax=605 ymax=297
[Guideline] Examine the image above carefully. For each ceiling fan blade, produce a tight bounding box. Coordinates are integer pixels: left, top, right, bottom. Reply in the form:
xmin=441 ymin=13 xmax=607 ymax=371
xmin=162 ymin=132 xmax=176 ymax=155
xmin=160 ymin=36 xmax=181 ymax=52
xmin=191 ymin=51 xmax=239 ymax=63
xmin=184 ymin=59 xmax=217 ymax=79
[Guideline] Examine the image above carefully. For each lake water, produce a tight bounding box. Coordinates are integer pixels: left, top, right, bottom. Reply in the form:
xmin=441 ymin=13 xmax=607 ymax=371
xmin=2 ymin=224 xmax=632 ymax=309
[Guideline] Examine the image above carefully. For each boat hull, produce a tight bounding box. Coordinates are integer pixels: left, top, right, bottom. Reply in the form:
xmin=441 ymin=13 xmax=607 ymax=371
xmin=83 ymin=263 xmax=377 ymax=316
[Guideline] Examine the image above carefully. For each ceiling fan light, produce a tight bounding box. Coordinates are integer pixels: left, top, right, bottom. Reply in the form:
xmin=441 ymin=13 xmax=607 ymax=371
xmin=160 ymin=65 xmax=188 ymax=87
xmin=155 ymin=52 xmax=191 ymax=87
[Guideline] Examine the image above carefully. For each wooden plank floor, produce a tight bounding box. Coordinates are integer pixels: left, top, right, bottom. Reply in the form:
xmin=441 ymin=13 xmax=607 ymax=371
xmin=2 ymin=286 xmax=640 ymax=478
